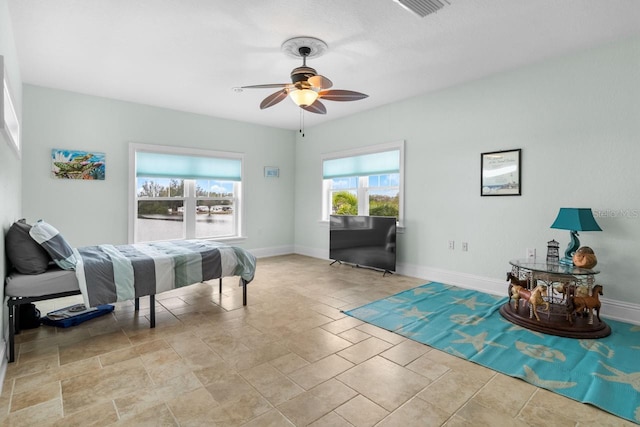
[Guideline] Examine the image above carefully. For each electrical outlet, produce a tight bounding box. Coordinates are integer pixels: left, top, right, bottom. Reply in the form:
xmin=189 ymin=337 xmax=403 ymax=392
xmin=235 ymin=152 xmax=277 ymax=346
xmin=462 ymin=242 xmax=468 ymax=252
xmin=448 ymin=240 xmax=455 ymax=250
xmin=527 ymin=248 xmax=536 ymax=260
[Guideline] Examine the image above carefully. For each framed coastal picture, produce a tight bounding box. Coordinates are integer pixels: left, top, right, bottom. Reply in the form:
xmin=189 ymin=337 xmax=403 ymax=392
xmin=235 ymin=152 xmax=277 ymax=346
xmin=480 ymin=149 xmax=521 ymax=196
xmin=264 ymin=166 xmax=279 ymax=178
xmin=51 ymin=149 xmax=106 ymax=180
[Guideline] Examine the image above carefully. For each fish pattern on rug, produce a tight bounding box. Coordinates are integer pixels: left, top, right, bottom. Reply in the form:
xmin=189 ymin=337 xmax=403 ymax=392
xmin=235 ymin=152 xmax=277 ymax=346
xmin=345 ymin=281 xmax=640 ymax=424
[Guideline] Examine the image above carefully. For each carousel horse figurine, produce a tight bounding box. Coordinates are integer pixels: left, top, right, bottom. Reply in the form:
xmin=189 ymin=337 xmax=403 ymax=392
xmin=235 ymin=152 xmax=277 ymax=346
xmin=571 ymin=284 xmax=603 ymax=323
xmin=508 ymin=284 xmax=549 ymax=321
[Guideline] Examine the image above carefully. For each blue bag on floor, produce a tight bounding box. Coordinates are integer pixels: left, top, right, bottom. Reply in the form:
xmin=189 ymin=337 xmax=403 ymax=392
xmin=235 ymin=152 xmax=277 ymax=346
xmin=41 ymin=303 xmax=114 ymax=328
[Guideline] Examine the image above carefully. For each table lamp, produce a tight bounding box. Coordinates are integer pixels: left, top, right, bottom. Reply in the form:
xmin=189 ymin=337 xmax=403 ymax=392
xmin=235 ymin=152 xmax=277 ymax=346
xmin=550 ymin=208 xmax=602 ymax=266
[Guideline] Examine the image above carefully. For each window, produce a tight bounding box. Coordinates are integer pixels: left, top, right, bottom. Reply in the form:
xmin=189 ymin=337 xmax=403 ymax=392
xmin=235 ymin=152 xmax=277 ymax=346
xmin=322 ymin=141 xmax=404 ymax=226
xmin=129 ymin=144 xmax=243 ymax=243
xmin=1 ymin=56 xmax=20 ymax=156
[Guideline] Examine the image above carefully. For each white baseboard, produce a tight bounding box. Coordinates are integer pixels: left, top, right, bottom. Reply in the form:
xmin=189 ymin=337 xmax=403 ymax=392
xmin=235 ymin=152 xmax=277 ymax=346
xmin=255 ymin=247 xmax=640 ymax=326
xmin=248 ymin=245 xmax=295 ymax=259
xmin=397 ymin=261 xmax=640 ymax=326
xmin=292 ymin=245 xmax=327 ymax=260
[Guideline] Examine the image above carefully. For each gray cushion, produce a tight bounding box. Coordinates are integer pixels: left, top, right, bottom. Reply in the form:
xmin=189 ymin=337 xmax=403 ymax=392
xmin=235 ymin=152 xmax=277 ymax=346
xmin=5 ymin=219 xmax=51 ymax=274
xmin=5 ymin=267 xmax=79 ymax=297
xmin=29 ymin=220 xmax=77 ymax=270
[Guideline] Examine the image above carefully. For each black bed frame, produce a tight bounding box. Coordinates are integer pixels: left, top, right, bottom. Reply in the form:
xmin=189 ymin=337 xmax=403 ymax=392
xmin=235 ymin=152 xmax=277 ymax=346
xmin=6 ymin=277 xmax=248 ymax=363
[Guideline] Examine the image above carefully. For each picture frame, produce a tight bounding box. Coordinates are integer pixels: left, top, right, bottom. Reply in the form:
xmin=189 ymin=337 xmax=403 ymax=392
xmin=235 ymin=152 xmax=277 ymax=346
xmin=51 ymin=149 xmax=106 ymax=180
xmin=264 ymin=166 xmax=279 ymax=178
xmin=480 ymin=149 xmax=521 ymax=196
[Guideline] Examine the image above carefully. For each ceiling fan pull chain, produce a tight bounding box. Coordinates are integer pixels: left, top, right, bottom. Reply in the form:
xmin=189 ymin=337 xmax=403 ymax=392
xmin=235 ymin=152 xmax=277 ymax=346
xmin=299 ymin=108 xmax=305 ymax=137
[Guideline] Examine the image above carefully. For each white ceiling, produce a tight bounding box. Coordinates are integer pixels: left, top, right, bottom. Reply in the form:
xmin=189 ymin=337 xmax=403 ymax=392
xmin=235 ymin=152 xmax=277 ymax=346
xmin=7 ymin=0 xmax=640 ymax=131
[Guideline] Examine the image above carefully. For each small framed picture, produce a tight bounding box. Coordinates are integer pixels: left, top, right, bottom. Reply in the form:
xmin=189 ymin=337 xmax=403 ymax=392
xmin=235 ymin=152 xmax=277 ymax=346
xmin=264 ymin=166 xmax=279 ymax=178
xmin=481 ymin=149 xmax=521 ymax=196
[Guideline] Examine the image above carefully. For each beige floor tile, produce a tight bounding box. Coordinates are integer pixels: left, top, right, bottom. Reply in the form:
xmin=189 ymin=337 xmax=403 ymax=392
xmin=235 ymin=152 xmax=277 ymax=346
xmin=239 ymin=409 xmax=296 ymax=427
xmin=453 ymin=400 xmax=530 ymax=427
xmin=269 ymin=352 xmax=310 ymax=375
xmin=355 ymin=323 xmax=406 ymax=345
xmin=58 ymin=330 xmax=131 ymax=365
xmin=207 ymin=393 xmax=273 ymax=426
xmin=52 ymin=401 xmax=119 ymax=427
xmin=241 ymin=362 xmax=305 ymax=405
xmin=10 ymin=380 xmax=60 ymax=413
xmin=416 ymin=368 xmax=496 ymax=414
xmin=471 ymin=372 xmax=537 ymax=417
xmin=405 ymin=351 xmax=450 ymax=381
xmin=525 ymin=388 xmax=633 ymax=425
xmin=3 ymin=398 xmax=64 ymax=426
xmin=167 ymin=387 xmax=220 ymax=425
xmin=61 ymin=358 xmax=153 ymax=414
xmin=335 ymin=394 xmax=390 ymax=426
xmin=308 ymin=410 xmax=353 ymax=426
xmin=380 ymin=338 xmax=431 ymax=366
xmin=117 ymin=402 xmax=178 ymax=426
xmin=277 ymin=379 xmax=358 ymax=426
xmin=337 ymin=336 xmax=394 ymax=364
xmin=321 ymin=316 xmax=364 ymax=334
xmin=338 ymin=327 xmax=372 ymax=343
xmin=377 ymin=397 xmax=452 ymax=427
xmin=284 ymin=327 xmax=353 ymax=362
xmin=288 ymin=354 xmax=354 ymax=390
xmin=13 ymin=356 xmax=100 ymax=396
xmin=337 ymin=356 xmax=430 ymax=411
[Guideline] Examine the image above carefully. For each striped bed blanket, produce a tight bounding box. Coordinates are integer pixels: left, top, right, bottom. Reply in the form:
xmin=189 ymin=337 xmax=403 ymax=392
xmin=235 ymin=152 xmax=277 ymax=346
xmin=72 ymin=240 xmax=256 ymax=307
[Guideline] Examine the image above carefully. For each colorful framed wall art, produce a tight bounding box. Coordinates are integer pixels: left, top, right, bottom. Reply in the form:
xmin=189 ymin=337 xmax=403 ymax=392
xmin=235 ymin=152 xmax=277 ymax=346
xmin=51 ymin=149 xmax=106 ymax=180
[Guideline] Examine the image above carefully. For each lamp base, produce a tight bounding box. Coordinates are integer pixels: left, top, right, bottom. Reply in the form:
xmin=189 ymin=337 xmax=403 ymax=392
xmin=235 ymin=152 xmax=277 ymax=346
xmin=560 ymin=230 xmax=580 ymax=267
xmin=559 ymin=256 xmax=574 ymax=266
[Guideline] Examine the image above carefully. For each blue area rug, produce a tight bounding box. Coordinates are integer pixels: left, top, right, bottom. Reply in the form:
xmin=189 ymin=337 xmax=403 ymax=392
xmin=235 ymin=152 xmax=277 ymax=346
xmin=344 ymin=282 xmax=640 ymax=424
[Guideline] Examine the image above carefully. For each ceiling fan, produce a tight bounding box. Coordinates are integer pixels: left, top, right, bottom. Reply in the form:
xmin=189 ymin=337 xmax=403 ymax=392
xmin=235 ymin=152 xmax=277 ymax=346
xmin=240 ymin=37 xmax=368 ymax=115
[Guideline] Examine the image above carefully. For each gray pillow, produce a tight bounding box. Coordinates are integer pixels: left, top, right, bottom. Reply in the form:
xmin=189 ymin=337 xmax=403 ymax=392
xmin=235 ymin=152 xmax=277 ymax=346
xmin=29 ymin=220 xmax=77 ymax=270
xmin=5 ymin=219 xmax=51 ymax=274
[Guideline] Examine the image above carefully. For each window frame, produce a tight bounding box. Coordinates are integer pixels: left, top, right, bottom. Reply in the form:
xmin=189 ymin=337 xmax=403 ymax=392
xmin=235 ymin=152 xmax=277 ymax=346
xmin=321 ymin=140 xmax=405 ymax=228
xmin=128 ymin=143 xmax=245 ymax=243
xmin=1 ymin=56 xmax=21 ymax=157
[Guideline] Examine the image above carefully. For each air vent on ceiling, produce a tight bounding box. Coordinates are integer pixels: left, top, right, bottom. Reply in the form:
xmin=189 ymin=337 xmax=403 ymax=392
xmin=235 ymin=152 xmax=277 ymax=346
xmin=394 ymin=0 xmax=449 ymax=18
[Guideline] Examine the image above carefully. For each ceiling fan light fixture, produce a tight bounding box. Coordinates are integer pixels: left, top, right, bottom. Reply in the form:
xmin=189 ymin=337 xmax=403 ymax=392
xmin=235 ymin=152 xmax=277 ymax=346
xmin=289 ymin=88 xmax=318 ymax=107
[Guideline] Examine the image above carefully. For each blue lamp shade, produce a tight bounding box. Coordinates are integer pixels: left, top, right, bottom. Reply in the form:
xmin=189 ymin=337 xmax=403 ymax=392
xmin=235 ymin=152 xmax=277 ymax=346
xmin=550 ymin=208 xmax=602 ymax=266
xmin=550 ymin=208 xmax=602 ymax=232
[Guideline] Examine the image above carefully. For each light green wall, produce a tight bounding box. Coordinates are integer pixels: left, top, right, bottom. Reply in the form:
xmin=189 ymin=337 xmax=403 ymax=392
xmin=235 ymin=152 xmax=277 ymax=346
xmin=0 ymin=0 xmax=22 ymax=360
xmin=21 ymin=86 xmax=296 ymax=251
xmin=294 ymin=37 xmax=640 ymax=304
xmin=13 ymin=36 xmax=640 ymax=310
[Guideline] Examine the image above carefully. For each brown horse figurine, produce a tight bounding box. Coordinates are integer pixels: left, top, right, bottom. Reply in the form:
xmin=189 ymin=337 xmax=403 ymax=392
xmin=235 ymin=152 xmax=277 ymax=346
xmin=506 ymin=272 xmax=528 ymax=288
xmin=571 ymin=284 xmax=603 ymax=322
xmin=508 ymin=283 xmax=549 ymax=320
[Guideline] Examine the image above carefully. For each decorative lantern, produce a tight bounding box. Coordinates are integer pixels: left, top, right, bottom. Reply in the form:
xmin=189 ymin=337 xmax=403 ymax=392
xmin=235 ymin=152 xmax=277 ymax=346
xmin=547 ymin=240 xmax=559 ymax=263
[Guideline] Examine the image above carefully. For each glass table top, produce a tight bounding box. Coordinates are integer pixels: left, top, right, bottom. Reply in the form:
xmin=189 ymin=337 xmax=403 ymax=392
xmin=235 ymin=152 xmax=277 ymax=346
xmin=509 ymin=258 xmax=599 ymax=276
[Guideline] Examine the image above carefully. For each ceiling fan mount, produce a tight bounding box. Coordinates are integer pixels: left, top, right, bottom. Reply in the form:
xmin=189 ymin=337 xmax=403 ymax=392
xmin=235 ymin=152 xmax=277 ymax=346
xmin=240 ymin=36 xmax=368 ymax=114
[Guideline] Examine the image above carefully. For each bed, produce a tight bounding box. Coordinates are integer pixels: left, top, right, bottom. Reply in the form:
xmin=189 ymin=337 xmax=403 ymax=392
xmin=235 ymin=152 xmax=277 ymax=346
xmin=4 ymin=219 xmax=256 ymax=362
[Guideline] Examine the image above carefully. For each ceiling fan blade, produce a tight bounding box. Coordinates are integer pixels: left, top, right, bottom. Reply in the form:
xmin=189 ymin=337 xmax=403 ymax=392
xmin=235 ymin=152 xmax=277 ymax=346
xmin=260 ymin=90 xmax=288 ymax=109
xmin=301 ymin=100 xmax=327 ymax=114
xmin=318 ymin=89 xmax=368 ymax=102
xmin=308 ymin=75 xmax=333 ymax=90
xmin=241 ymin=83 xmax=290 ymax=89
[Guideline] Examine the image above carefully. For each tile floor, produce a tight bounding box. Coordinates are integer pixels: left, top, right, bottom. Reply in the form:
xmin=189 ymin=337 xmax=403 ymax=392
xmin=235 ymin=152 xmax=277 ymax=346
xmin=0 ymin=254 xmax=634 ymax=426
